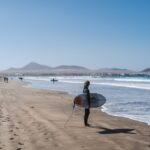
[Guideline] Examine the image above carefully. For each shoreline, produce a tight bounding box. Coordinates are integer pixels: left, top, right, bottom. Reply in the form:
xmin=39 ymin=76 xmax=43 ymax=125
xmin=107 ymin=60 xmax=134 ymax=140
xmin=0 ymin=80 xmax=149 ymax=150
xmin=101 ymin=106 xmax=150 ymax=126
xmin=24 ymin=80 xmax=150 ymax=126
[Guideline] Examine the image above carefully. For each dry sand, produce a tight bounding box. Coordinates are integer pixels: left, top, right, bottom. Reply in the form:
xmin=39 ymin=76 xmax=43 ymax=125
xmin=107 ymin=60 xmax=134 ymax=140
xmin=0 ymin=80 xmax=149 ymax=150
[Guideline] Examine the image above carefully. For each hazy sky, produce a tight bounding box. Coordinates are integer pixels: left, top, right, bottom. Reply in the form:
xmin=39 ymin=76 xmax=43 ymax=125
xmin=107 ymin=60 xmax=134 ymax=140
xmin=0 ymin=0 xmax=150 ymax=71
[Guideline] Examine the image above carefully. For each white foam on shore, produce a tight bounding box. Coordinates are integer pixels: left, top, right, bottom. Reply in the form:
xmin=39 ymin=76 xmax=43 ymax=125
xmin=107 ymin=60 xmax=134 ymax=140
xmin=102 ymin=106 xmax=150 ymax=126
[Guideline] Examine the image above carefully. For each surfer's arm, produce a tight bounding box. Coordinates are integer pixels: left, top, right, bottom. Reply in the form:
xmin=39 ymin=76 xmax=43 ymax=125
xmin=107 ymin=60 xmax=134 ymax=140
xmin=83 ymin=88 xmax=91 ymax=108
xmin=87 ymin=90 xmax=91 ymax=108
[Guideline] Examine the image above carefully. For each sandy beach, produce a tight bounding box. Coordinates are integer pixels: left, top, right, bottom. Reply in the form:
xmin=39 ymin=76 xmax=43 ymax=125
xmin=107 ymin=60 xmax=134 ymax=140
xmin=0 ymin=81 xmax=149 ymax=150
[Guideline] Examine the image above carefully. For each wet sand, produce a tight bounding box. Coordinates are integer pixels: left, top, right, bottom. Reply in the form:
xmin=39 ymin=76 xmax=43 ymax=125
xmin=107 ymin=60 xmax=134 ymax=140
xmin=0 ymin=81 xmax=150 ymax=150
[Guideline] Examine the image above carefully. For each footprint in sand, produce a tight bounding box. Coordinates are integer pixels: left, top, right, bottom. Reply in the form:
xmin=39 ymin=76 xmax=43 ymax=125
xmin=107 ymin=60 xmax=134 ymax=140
xmin=9 ymin=137 xmax=14 ymax=140
xmin=18 ymin=142 xmax=24 ymax=145
xmin=30 ymin=106 xmax=34 ymax=109
xmin=14 ymin=133 xmax=18 ymax=136
xmin=6 ymin=118 xmax=10 ymax=121
xmin=16 ymin=148 xmax=21 ymax=150
xmin=9 ymin=130 xmax=13 ymax=133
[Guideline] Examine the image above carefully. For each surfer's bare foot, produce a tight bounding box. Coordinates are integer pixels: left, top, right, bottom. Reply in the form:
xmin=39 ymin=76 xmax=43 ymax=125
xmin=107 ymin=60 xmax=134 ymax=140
xmin=85 ymin=123 xmax=91 ymax=127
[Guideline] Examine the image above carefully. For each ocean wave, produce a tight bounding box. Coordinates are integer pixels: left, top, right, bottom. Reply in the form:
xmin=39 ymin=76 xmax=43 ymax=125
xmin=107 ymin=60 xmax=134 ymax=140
xmin=25 ymin=77 xmax=51 ymax=81
xmin=59 ymin=80 xmax=83 ymax=84
xmin=114 ymin=78 xmax=150 ymax=83
xmin=123 ymin=101 xmax=149 ymax=106
xmin=25 ymin=76 xmax=150 ymax=90
xmin=93 ymin=82 xmax=150 ymax=90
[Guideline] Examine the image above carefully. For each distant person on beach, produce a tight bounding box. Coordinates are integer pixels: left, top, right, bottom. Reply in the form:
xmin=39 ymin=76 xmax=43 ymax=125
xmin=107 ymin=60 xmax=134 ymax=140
xmin=4 ymin=77 xmax=8 ymax=83
xmin=19 ymin=77 xmax=23 ymax=81
xmin=83 ymin=80 xmax=91 ymax=126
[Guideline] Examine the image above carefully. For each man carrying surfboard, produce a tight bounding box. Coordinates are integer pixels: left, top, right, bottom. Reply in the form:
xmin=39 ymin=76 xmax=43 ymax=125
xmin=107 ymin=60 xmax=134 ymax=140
xmin=73 ymin=81 xmax=106 ymax=127
xmin=83 ymin=80 xmax=91 ymax=127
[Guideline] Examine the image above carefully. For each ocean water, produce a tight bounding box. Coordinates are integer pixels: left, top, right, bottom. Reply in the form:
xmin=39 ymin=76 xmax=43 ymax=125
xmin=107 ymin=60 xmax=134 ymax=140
xmin=23 ymin=76 xmax=150 ymax=125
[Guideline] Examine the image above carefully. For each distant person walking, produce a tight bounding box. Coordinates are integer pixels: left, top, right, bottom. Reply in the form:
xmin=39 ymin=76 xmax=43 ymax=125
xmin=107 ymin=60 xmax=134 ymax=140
xmin=83 ymin=80 xmax=91 ymax=126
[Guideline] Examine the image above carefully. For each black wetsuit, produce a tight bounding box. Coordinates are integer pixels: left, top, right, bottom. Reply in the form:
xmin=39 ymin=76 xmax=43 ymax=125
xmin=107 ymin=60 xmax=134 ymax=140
xmin=83 ymin=87 xmax=91 ymax=126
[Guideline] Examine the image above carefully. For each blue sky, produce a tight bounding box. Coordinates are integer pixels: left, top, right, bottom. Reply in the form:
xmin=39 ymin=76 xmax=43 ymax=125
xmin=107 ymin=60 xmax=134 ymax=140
xmin=0 ymin=0 xmax=150 ymax=71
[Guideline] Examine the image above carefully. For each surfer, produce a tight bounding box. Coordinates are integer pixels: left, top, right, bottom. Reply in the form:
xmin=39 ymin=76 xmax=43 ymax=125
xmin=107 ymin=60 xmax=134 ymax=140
xmin=83 ymin=80 xmax=91 ymax=127
xmin=51 ymin=78 xmax=58 ymax=84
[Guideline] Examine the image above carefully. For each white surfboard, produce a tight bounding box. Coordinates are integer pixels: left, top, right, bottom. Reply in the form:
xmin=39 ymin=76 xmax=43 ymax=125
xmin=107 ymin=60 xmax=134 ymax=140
xmin=74 ymin=93 xmax=106 ymax=108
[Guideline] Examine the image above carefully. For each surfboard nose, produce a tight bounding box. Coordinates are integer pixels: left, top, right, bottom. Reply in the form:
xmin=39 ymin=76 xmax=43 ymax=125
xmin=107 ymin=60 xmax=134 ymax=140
xmin=74 ymin=96 xmax=82 ymax=106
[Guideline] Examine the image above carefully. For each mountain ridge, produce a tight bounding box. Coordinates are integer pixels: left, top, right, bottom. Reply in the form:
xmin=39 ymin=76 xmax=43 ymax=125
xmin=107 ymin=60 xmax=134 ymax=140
xmin=21 ymin=62 xmax=52 ymax=70
xmin=0 ymin=62 xmax=150 ymax=76
xmin=0 ymin=62 xmax=90 ymax=75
